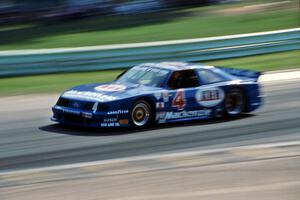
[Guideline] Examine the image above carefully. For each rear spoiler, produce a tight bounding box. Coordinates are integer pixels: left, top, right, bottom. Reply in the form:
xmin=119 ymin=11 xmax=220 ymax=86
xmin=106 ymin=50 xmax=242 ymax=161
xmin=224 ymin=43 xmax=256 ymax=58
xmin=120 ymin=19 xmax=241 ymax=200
xmin=215 ymin=66 xmax=262 ymax=82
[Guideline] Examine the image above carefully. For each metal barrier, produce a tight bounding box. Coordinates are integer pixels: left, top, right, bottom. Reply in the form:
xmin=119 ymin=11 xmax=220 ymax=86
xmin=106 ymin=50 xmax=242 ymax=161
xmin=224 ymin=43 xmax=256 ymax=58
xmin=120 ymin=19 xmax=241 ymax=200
xmin=0 ymin=28 xmax=299 ymax=77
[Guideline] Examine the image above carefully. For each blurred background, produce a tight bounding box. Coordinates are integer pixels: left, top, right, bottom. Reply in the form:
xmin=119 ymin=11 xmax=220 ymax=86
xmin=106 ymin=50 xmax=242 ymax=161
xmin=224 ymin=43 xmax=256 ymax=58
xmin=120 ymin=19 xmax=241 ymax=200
xmin=0 ymin=0 xmax=298 ymax=50
xmin=0 ymin=0 xmax=299 ymax=95
xmin=0 ymin=0 xmax=229 ymax=24
xmin=0 ymin=1 xmax=300 ymax=200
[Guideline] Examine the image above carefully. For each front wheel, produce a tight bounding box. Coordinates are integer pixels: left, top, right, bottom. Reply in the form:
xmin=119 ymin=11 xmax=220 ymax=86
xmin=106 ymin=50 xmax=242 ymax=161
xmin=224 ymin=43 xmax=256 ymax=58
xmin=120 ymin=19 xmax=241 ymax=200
xmin=130 ymin=100 xmax=152 ymax=128
xmin=225 ymin=88 xmax=245 ymax=117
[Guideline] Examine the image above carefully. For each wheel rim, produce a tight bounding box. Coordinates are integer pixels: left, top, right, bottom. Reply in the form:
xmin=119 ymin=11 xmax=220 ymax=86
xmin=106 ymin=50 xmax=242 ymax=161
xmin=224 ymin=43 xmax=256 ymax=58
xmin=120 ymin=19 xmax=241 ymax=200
xmin=225 ymin=90 xmax=244 ymax=115
xmin=132 ymin=103 xmax=150 ymax=127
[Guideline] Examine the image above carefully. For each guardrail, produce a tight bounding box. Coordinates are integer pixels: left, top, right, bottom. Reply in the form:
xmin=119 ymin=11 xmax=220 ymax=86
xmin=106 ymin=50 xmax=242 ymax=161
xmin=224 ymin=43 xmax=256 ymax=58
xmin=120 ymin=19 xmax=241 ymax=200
xmin=0 ymin=28 xmax=299 ymax=77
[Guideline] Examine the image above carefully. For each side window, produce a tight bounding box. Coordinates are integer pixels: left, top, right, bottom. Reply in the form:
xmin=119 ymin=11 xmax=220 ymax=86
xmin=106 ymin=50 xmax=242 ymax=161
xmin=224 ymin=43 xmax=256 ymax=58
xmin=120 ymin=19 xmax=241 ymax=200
xmin=197 ymin=69 xmax=225 ymax=84
xmin=168 ymin=70 xmax=200 ymax=89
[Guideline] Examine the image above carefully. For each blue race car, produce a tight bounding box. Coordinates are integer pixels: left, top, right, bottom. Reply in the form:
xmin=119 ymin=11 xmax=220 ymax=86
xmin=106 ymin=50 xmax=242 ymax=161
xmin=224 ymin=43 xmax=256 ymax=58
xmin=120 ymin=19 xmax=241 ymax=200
xmin=51 ymin=62 xmax=263 ymax=128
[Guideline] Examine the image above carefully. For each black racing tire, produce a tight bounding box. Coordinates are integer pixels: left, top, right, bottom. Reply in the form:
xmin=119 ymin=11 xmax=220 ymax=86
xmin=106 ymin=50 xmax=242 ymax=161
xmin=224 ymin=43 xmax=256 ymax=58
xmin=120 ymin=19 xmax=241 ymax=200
xmin=224 ymin=88 xmax=246 ymax=117
xmin=130 ymin=100 xmax=152 ymax=128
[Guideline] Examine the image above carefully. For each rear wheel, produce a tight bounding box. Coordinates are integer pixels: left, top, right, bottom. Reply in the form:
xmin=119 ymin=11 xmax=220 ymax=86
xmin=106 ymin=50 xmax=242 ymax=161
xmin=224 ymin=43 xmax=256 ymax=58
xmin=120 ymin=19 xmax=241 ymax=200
xmin=225 ymin=88 xmax=245 ymax=117
xmin=130 ymin=100 xmax=152 ymax=128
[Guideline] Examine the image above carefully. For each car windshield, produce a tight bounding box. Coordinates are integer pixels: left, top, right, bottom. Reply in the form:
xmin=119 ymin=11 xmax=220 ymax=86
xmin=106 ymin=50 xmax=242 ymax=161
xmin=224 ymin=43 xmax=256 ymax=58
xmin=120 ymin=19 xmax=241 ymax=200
xmin=117 ymin=65 xmax=170 ymax=87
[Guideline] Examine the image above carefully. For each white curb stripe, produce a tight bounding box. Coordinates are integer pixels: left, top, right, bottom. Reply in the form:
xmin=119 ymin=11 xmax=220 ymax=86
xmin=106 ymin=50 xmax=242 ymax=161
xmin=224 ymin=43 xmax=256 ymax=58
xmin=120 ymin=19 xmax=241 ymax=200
xmin=260 ymin=70 xmax=300 ymax=82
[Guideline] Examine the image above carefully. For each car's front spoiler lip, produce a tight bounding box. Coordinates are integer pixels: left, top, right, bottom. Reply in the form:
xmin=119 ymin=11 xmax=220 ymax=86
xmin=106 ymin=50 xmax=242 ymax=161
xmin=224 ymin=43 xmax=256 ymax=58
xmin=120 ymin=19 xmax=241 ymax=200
xmin=51 ymin=106 xmax=131 ymax=128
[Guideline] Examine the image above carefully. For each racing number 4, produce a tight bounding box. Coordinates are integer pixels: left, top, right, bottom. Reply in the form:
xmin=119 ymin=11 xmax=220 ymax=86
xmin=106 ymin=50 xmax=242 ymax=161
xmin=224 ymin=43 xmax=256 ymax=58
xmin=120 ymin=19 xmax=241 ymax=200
xmin=172 ymin=90 xmax=186 ymax=110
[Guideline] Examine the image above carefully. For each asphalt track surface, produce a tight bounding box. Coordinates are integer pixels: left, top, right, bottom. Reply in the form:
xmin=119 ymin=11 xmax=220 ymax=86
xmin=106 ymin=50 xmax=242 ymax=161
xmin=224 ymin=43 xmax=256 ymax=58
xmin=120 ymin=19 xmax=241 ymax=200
xmin=0 ymin=78 xmax=299 ymax=172
xmin=2 ymin=156 xmax=300 ymax=200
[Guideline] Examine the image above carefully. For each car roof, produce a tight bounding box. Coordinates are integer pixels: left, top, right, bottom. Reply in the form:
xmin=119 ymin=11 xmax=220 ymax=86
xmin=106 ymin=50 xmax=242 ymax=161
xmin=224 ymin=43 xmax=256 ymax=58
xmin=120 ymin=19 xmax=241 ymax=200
xmin=139 ymin=62 xmax=215 ymax=71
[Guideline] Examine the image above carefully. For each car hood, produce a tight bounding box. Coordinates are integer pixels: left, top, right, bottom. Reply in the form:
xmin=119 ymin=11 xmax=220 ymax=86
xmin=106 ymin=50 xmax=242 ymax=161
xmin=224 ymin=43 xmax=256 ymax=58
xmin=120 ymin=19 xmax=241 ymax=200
xmin=61 ymin=81 xmax=160 ymax=102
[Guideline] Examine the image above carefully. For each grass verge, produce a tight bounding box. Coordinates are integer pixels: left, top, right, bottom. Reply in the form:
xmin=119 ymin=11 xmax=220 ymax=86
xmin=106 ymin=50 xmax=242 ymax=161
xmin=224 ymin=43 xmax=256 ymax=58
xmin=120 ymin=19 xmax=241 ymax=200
xmin=0 ymin=2 xmax=298 ymax=50
xmin=0 ymin=50 xmax=299 ymax=96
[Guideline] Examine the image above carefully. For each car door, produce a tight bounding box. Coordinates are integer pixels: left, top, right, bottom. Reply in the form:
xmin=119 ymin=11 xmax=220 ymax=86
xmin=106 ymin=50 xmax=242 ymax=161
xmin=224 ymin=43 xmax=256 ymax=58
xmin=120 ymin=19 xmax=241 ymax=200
xmin=166 ymin=69 xmax=201 ymax=112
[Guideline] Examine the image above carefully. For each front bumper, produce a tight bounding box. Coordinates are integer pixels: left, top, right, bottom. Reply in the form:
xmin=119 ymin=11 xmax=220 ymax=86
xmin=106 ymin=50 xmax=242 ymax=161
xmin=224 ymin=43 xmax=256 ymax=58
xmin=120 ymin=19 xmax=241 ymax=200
xmin=52 ymin=106 xmax=130 ymax=128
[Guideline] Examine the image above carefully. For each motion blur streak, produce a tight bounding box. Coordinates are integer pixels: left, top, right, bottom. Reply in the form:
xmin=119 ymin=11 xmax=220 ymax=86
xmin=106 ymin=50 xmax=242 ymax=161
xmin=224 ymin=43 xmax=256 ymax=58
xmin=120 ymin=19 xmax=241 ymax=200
xmin=0 ymin=71 xmax=299 ymax=169
xmin=0 ymin=71 xmax=299 ymax=199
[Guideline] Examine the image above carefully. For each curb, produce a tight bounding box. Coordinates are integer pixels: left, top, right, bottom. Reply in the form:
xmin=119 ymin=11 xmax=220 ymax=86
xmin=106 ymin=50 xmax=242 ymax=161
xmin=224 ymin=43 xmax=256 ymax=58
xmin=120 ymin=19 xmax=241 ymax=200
xmin=264 ymin=68 xmax=300 ymax=74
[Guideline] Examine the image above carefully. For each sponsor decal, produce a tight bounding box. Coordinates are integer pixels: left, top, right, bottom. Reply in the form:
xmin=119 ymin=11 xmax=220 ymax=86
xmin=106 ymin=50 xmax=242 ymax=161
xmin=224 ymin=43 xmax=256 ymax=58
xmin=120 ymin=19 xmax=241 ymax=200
xmin=103 ymin=118 xmax=118 ymax=123
xmin=101 ymin=122 xmax=120 ymax=127
xmin=156 ymin=111 xmax=167 ymax=123
xmin=95 ymin=84 xmax=126 ymax=92
xmin=156 ymin=109 xmax=211 ymax=121
xmin=165 ymin=109 xmax=212 ymax=120
xmin=163 ymin=91 xmax=169 ymax=102
xmin=62 ymin=109 xmax=81 ymax=115
xmin=82 ymin=112 xmax=92 ymax=119
xmin=196 ymin=87 xmax=225 ymax=107
xmin=63 ymin=90 xmax=116 ymax=102
xmin=156 ymin=102 xmax=165 ymax=109
xmin=107 ymin=110 xmax=129 ymax=115
xmin=154 ymin=91 xmax=169 ymax=102
xmin=172 ymin=90 xmax=186 ymax=110
xmin=156 ymin=112 xmax=166 ymax=119
xmin=119 ymin=119 xmax=129 ymax=125
xmin=154 ymin=92 xmax=162 ymax=100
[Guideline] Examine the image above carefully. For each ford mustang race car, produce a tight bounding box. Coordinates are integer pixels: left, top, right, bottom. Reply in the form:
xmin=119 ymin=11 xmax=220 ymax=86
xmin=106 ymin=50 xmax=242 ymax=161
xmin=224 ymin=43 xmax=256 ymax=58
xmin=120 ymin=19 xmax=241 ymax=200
xmin=51 ymin=62 xmax=263 ymax=128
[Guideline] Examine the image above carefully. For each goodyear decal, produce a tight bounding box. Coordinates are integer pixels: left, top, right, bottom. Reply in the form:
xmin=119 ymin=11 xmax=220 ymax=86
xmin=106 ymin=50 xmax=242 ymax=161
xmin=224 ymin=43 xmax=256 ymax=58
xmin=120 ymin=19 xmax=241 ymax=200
xmin=107 ymin=110 xmax=129 ymax=115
